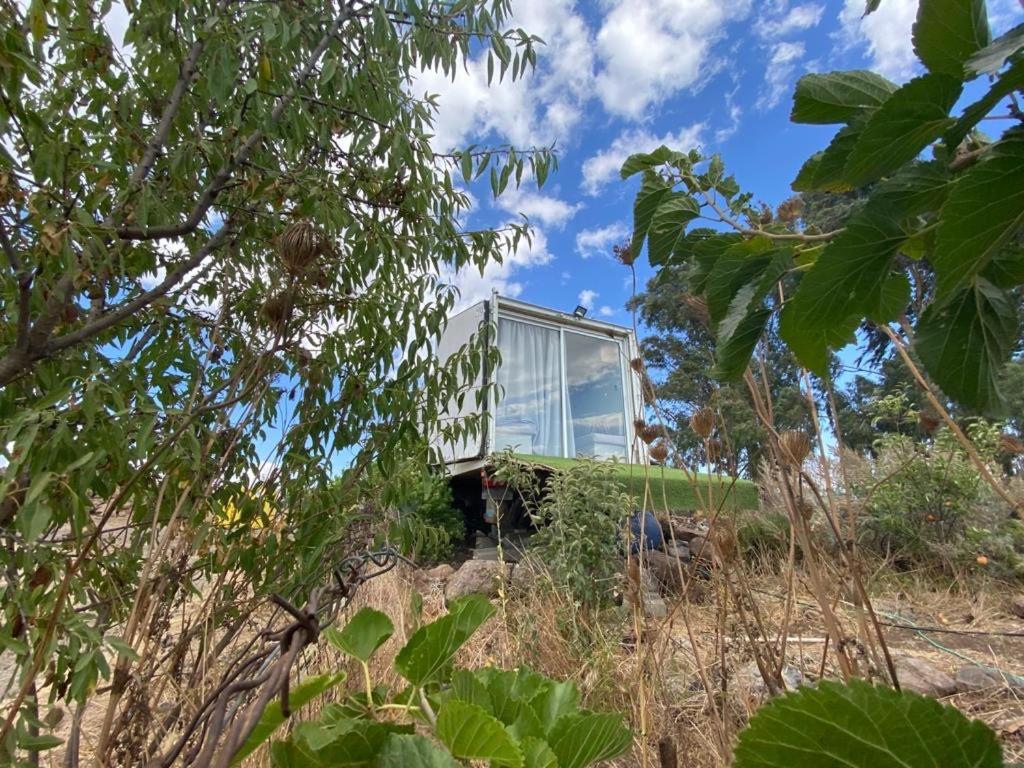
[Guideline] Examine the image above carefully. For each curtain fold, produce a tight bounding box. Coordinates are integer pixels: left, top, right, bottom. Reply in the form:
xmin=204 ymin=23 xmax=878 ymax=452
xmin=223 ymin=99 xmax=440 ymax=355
xmin=495 ymin=319 xmax=562 ymax=456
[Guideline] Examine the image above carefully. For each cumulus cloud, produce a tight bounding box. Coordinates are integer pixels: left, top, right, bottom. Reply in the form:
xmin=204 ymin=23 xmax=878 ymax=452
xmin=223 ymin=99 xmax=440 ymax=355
xmin=594 ymin=0 xmax=752 ymax=120
xmin=413 ymin=0 xmax=594 ymax=150
xmin=575 ymin=222 xmax=630 ymax=259
xmin=836 ymin=0 xmax=919 ymax=81
xmin=758 ymin=2 xmax=824 ymax=39
xmin=757 ymin=41 xmax=806 ymax=111
xmin=443 ymin=225 xmax=553 ymax=311
xmin=578 ymin=289 xmax=599 ymax=310
xmin=581 ymin=124 xmax=704 ymax=195
xmin=598 ymin=305 xmax=616 ymax=317
xmin=715 ymin=88 xmax=743 ymax=143
xmin=495 ymin=186 xmax=582 ymax=229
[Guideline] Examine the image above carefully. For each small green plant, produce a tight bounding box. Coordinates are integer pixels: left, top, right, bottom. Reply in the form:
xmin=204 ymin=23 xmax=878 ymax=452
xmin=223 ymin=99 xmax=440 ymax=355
xmin=373 ymin=456 xmax=466 ymax=562
xmin=493 ymin=454 xmax=634 ymax=609
xmin=242 ymin=595 xmax=632 ymax=767
xmin=733 ymin=678 xmax=1005 ymax=767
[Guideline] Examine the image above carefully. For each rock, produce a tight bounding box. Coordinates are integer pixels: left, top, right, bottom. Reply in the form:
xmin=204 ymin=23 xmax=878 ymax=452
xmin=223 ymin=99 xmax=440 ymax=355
xmin=424 ymin=564 xmax=454 ymax=582
xmin=895 ymin=656 xmax=956 ymax=698
xmin=955 ymin=665 xmax=1024 ymax=694
xmin=645 ymin=550 xmax=688 ymax=592
xmin=508 ymin=560 xmax=540 ymax=592
xmin=1010 ymin=595 xmax=1024 ymax=620
xmin=688 ymin=535 xmax=718 ymax=562
xmin=734 ymin=660 xmax=804 ymax=697
xmin=444 ymin=560 xmax=507 ymax=601
xmin=665 ymin=540 xmax=691 ymax=561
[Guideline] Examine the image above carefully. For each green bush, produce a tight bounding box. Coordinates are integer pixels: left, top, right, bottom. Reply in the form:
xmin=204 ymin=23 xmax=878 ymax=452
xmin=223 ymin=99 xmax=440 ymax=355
xmin=368 ymin=457 xmax=465 ymax=563
xmin=851 ymin=395 xmax=1022 ymax=576
xmin=493 ymin=454 xmax=633 ymax=610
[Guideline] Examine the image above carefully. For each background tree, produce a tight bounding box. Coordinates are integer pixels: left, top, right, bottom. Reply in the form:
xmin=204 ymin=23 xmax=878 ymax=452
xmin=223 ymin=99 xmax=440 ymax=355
xmin=0 ymin=0 xmax=550 ymax=761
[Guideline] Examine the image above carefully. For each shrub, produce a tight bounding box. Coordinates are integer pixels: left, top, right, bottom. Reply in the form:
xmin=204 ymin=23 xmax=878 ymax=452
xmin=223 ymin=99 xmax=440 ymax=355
xmin=493 ymin=454 xmax=634 ymax=609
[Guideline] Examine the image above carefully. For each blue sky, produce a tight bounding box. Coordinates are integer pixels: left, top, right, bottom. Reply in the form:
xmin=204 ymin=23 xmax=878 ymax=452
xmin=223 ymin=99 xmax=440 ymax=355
xmin=423 ymin=0 xmax=1023 ymax=327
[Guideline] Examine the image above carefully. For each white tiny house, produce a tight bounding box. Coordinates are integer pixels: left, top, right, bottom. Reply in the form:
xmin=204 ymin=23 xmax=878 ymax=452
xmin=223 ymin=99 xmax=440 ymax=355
xmin=433 ymin=293 xmax=646 ymax=478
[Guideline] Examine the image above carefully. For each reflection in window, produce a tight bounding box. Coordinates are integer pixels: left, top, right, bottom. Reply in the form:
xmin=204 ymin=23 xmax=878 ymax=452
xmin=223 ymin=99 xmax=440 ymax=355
xmin=494 ymin=319 xmax=563 ymax=456
xmin=564 ymin=332 xmax=626 ymax=459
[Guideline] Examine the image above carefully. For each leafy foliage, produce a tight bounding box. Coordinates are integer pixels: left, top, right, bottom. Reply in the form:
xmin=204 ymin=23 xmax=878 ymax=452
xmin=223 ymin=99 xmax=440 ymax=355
xmin=492 ymin=454 xmax=634 ymax=609
xmin=620 ymin=0 xmax=1024 ymax=414
xmin=259 ymin=600 xmax=631 ymax=767
xmin=734 ymin=679 xmax=1004 ymax=768
xmin=0 ymin=0 xmax=553 ymax=758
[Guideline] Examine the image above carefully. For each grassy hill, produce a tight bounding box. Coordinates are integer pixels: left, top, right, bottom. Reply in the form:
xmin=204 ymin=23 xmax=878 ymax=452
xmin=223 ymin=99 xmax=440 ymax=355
xmin=511 ymin=454 xmax=760 ymax=512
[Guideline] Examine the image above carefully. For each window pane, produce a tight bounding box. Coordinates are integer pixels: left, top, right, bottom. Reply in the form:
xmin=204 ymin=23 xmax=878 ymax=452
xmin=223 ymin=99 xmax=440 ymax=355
xmin=494 ymin=318 xmax=563 ymax=457
xmin=564 ymin=332 xmax=627 ymax=459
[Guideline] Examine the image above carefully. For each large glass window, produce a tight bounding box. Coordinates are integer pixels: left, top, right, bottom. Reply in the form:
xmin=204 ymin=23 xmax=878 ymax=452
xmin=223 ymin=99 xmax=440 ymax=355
xmin=564 ymin=331 xmax=627 ymax=459
xmin=494 ymin=318 xmax=563 ymax=457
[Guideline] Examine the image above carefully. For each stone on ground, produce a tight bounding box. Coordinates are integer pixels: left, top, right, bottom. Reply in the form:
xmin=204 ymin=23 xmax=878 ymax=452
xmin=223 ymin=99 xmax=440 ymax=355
xmin=444 ymin=560 xmax=508 ymax=601
xmin=955 ymin=664 xmax=1024 ymax=693
xmin=895 ymin=656 xmax=956 ymax=698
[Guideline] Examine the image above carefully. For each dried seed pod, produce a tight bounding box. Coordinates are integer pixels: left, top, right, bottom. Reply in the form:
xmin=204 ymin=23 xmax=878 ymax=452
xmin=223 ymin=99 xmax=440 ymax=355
xmin=779 ymin=430 xmax=811 ymax=468
xmin=613 ymin=242 xmax=635 ymax=266
xmin=711 ymin=523 xmax=737 ymax=563
xmin=630 ymin=357 xmax=645 ymax=374
xmin=689 ymin=406 xmax=715 ymax=439
xmin=706 ymin=437 xmax=722 ymax=463
xmin=797 ymin=498 xmax=814 ymax=521
xmin=261 ymin=290 xmax=294 ymax=329
xmin=276 ymin=219 xmax=320 ymax=274
xmin=640 ymin=423 xmax=660 ymax=445
xmin=649 ymin=441 xmax=669 ymax=463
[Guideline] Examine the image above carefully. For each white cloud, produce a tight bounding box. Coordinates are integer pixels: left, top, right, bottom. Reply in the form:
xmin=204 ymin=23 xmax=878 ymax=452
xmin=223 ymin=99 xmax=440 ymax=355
xmin=836 ymin=0 xmax=919 ymax=81
xmin=575 ymin=222 xmax=630 ymax=259
xmin=598 ymin=305 xmax=616 ymax=317
xmin=413 ymin=0 xmax=594 ymax=150
xmin=443 ymin=224 xmax=553 ymax=311
xmin=495 ymin=186 xmax=582 ymax=229
xmin=715 ymin=88 xmax=743 ymax=143
xmin=578 ymin=289 xmax=599 ymax=310
xmin=838 ymin=0 xmax=1021 ymax=81
xmin=594 ymin=0 xmax=752 ymax=120
xmin=759 ymin=2 xmax=824 ymax=39
xmin=757 ymin=41 xmax=806 ymax=111
xmin=581 ymin=124 xmax=704 ymax=195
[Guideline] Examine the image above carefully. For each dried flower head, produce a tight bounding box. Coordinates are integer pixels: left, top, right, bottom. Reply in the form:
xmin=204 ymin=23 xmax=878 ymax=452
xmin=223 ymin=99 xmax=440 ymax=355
xmin=689 ymin=406 xmax=715 ymax=439
xmin=649 ymin=441 xmax=669 ymax=463
xmin=779 ymin=430 xmax=811 ymax=468
xmin=918 ymin=409 xmax=941 ymax=436
xmin=706 ymin=437 xmax=722 ymax=462
xmin=261 ymin=290 xmax=294 ymax=329
xmin=277 ymin=219 xmax=321 ymax=274
xmin=776 ymin=196 xmax=804 ymax=225
xmin=630 ymin=357 xmax=645 ymax=374
xmin=613 ymin=241 xmax=635 ymax=266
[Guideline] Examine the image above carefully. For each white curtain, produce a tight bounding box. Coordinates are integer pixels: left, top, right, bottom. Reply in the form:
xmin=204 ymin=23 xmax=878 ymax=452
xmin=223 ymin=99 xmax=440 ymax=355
xmin=495 ymin=319 xmax=562 ymax=456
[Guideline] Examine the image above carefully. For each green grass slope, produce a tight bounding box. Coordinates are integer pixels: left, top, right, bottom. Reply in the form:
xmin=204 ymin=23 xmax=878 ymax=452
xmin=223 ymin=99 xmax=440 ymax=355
xmin=512 ymin=454 xmax=760 ymax=512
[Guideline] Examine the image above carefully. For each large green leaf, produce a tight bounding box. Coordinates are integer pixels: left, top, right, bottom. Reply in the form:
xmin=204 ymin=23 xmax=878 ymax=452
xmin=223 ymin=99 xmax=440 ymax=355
xmin=967 ymin=23 xmax=1024 ymax=75
xmin=791 ymin=119 xmax=866 ymax=192
xmin=394 ymin=595 xmax=494 ymax=687
xmin=324 ymin=608 xmax=394 ymax=662
xmin=714 ymin=307 xmax=772 ymax=381
xmin=916 ymin=278 xmax=1017 ymax=412
xmin=945 ymin=59 xmax=1024 ymax=148
xmin=376 ymin=734 xmax=461 ymax=768
xmin=687 ymin=231 xmax=743 ymax=293
xmin=790 ymin=71 xmax=897 ymax=124
xmin=932 ymin=130 xmax=1024 ymax=299
xmin=733 ymin=679 xmax=1003 ymax=768
xmin=520 ymin=737 xmax=558 ymax=768
xmin=529 ymin=679 xmax=580 ymax=737
xmin=313 ymin=722 xmax=413 ymax=767
xmin=233 ymin=673 xmax=345 ymax=765
xmin=548 ymin=712 xmax=632 ymax=768
xmin=630 ymin=171 xmax=673 ymax=259
xmin=647 ymin=193 xmax=701 ymax=266
xmin=781 ymin=163 xmax=952 ymax=373
xmin=619 ymin=145 xmax=686 ymax=179
xmin=913 ymin=0 xmax=990 ymax=77
xmin=841 ymin=74 xmax=961 ymax=187
xmin=270 ymin=740 xmax=323 ymax=768
xmin=436 ymin=700 xmax=523 ymax=767
xmin=704 ymin=237 xmax=776 ymax=325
